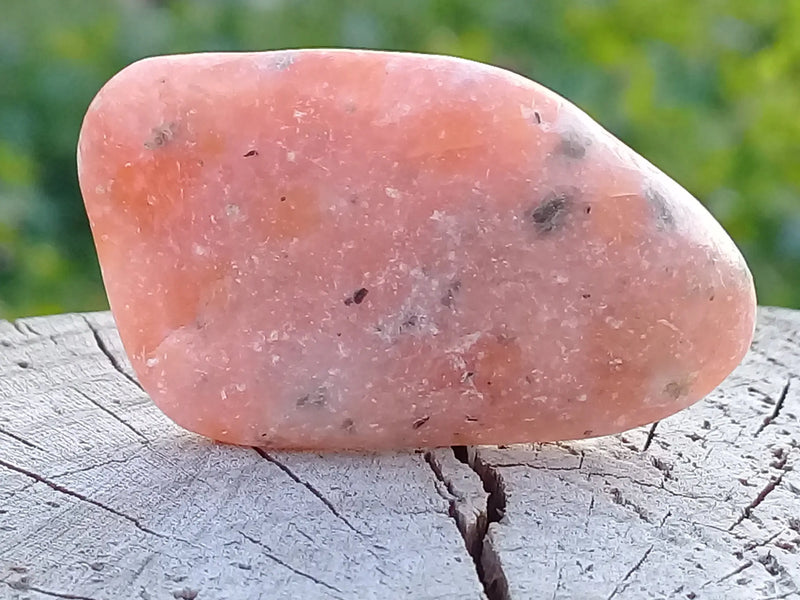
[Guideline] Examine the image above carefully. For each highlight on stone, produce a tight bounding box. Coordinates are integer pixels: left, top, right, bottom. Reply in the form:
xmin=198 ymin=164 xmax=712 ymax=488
xmin=76 ymin=49 xmax=757 ymax=450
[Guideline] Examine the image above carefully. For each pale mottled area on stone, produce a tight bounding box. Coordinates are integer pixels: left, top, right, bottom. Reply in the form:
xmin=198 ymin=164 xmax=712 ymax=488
xmin=1 ymin=309 xmax=797 ymax=599
xmin=78 ymin=49 xmax=756 ymax=449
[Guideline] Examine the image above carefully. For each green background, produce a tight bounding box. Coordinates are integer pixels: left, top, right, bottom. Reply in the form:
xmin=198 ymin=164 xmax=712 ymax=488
xmin=1 ymin=0 xmax=799 ymax=318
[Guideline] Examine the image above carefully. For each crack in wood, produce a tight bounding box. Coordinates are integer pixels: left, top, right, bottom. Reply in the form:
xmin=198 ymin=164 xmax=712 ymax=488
xmin=253 ymin=448 xmax=364 ymax=536
xmin=651 ymin=480 xmax=717 ymax=502
xmin=478 ymin=462 xmax=574 ymax=470
xmin=609 ymin=487 xmax=652 ymax=523
xmin=744 ymin=529 xmax=785 ymax=552
xmin=71 ymin=386 xmax=150 ymax=444
xmin=584 ymin=493 xmax=596 ymax=532
xmin=0 ymin=425 xmax=44 ymax=451
xmin=755 ymin=377 xmax=792 ymax=436
xmin=423 ymin=451 xmax=483 ymax=551
xmin=714 ymin=560 xmax=754 ymax=585
xmin=607 ymin=545 xmax=654 ymax=599
xmin=424 ymin=447 xmax=512 ymax=599
xmin=49 ymin=452 xmax=142 ymax=479
xmin=2 ymin=580 xmax=100 ymax=600
xmin=454 ymin=446 xmax=510 ymax=600
xmin=0 ymin=457 xmax=163 ymax=538
xmin=551 ymin=565 xmax=565 ymax=600
xmin=730 ymin=471 xmax=788 ymax=530
xmin=483 ymin=455 xmax=584 ymax=471
xmin=586 ymin=471 xmax=721 ymax=502
xmin=239 ymin=531 xmax=344 ymax=597
xmin=657 ymin=510 xmax=672 ymax=528
xmin=641 ymin=421 xmax=660 ymax=452
xmin=82 ymin=316 xmax=144 ymax=391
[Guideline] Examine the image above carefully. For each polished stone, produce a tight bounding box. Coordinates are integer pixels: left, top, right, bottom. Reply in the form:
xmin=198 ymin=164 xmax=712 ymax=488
xmin=77 ymin=50 xmax=757 ymax=449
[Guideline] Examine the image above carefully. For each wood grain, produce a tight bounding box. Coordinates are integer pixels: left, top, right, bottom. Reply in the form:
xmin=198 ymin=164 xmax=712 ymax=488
xmin=1 ymin=308 xmax=798 ymax=599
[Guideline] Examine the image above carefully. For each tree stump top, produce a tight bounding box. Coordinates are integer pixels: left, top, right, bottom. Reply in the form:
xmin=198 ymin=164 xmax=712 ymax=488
xmin=1 ymin=308 xmax=798 ymax=599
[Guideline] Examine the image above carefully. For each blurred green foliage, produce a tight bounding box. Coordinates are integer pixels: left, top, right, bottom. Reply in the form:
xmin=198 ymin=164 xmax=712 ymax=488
xmin=1 ymin=0 xmax=799 ymax=317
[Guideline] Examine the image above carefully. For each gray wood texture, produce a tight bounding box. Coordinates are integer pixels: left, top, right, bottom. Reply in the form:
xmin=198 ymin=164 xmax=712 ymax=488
xmin=0 ymin=307 xmax=798 ymax=600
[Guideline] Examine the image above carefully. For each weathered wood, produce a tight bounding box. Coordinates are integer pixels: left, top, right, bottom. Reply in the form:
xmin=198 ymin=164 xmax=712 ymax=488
xmin=1 ymin=308 xmax=798 ymax=599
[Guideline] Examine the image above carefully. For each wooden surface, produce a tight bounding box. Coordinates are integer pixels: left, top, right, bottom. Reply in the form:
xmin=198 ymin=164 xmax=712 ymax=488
xmin=0 ymin=308 xmax=798 ymax=600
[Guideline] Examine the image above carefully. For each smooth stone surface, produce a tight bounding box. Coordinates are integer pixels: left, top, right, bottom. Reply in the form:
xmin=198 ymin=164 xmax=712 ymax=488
xmin=77 ymin=49 xmax=757 ymax=449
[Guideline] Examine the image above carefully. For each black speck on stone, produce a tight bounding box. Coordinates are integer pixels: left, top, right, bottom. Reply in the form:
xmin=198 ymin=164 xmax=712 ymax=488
xmin=345 ymin=287 xmax=369 ymax=306
xmin=441 ymin=289 xmax=456 ymax=308
xmin=342 ymin=418 xmax=355 ymax=433
xmin=645 ymin=186 xmax=675 ymax=229
xmin=557 ymin=131 xmax=590 ymax=159
xmin=441 ymin=279 xmax=462 ymax=308
xmin=412 ymin=416 xmax=430 ymax=429
xmin=528 ymin=191 xmax=574 ymax=234
xmin=244 ymin=149 xmax=259 ymax=157
xmin=400 ymin=314 xmax=420 ymax=331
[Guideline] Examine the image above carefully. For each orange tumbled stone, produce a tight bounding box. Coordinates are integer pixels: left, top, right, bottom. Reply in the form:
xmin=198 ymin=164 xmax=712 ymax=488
xmin=77 ymin=50 xmax=756 ymax=450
